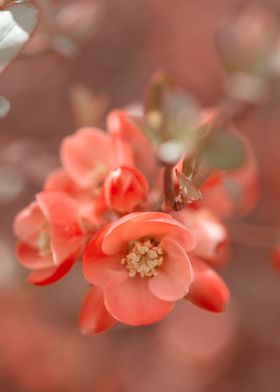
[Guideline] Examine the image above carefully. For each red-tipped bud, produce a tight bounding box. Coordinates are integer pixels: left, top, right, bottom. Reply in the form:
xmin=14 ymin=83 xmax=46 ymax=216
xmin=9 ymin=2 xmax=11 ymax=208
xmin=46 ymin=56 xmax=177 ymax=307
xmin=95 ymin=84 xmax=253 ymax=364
xmin=104 ymin=166 xmax=149 ymax=214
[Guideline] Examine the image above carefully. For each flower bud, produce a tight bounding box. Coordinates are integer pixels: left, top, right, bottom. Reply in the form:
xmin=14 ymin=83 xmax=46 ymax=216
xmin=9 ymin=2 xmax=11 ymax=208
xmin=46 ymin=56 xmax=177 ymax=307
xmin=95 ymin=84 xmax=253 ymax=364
xmin=104 ymin=166 xmax=148 ymax=214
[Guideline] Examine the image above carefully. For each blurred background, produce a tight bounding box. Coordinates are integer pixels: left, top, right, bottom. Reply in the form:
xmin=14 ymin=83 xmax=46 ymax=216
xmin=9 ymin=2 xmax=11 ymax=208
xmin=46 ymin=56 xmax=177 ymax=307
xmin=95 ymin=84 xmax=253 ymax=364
xmin=1 ymin=0 xmax=280 ymax=391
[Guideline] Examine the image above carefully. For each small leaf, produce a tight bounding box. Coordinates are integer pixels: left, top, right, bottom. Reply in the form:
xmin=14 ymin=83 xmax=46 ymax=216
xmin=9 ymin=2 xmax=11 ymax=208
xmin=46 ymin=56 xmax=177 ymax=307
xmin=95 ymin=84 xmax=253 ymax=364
xmin=203 ymin=131 xmax=247 ymax=171
xmin=0 ymin=1 xmax=38 ymax=74
xmin=145 ymin=71 xmax=200 ymax=145
xmin=191 ymin=158 xmax=213 ymax=188
xmin=176 ymin=169 xmax=202 ymax=203
xmin=145 ymin=70 xmax=176 ymax=116
xmin=0 ymin=95 xmax=10 ymax=118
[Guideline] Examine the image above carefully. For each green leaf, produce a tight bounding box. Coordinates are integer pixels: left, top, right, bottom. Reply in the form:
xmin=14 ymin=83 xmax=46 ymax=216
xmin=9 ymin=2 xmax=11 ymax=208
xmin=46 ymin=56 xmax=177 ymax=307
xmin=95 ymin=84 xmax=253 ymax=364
xmin=176 ymin=169 xmax=202 ymax=203
xmin=145 ymin=71 xmax=200 ymax=145
xmin=203 ymin=131 xmax=247 ymax=171
xmin=0 ymin=1 xmax=38 ymax=74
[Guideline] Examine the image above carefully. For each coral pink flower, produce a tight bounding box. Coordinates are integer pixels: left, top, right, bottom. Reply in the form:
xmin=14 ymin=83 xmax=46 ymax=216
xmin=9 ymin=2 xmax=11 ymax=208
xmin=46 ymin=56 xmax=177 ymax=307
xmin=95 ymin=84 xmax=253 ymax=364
xmin=107 ymin=110 xmax=160 ymax=185
xmin=60 ymin=122 xmax=152 ymax=217
xmin=80 ymin=212 xmax=196 ymax=334
xmin=103 ymin=166 xmax=149 ymax=214
xmin=14 ymin=191 xmax=85 ymax=285
xmin=186 ymin=256 xmax=230 ymax=313
xmin=172 ymin=208 xmax=229 ymax=268
xmin=45 ymin=168 xmax=106 ymax=229
xmin=61 ymin=126 xmax=133 ymax=189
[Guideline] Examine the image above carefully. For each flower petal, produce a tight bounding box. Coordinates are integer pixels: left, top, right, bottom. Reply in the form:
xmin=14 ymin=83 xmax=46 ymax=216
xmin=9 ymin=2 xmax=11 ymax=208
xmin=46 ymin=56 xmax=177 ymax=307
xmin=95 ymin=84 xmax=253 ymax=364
xmin=79 ymin=286 xmax=117 ymax=335
xmin=104 ymin=271 xmax=174 ymax=326
xmin=102 ymin=212 xmax=196 ymax=255
xmin=13 ymin=201 xmax=46 ymax=247
xmin=16 ymin=242 xmax=54 ymax=270
xmin=61 ymin=127 xmax=115 ymax=188
xmin=107 ymin=110 xmax=159 ymax=183
xmin=186 ymin=256 xmax=230 ymax=313
xmin=83 ymin=224 xmax=123 ymax=286
xmin=36 ymin=191 xmax=85 ymax=265
xmin=27 ymin=254 xmax=76 ymax=286
xmin=173 ymin=208 xmax=228 ymax=267
xmin=149 ymin=237 xmax=193 ymax=301
xmin=104 ymin=166 xmax=149 ymax=213
xmin=45 ymin=168 xmax=83 ymax=194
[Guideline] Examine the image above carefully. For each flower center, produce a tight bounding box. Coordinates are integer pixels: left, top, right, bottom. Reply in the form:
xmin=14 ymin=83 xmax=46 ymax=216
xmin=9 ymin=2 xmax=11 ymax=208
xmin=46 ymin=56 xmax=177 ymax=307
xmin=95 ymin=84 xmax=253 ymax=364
xmin=38 ymin=229 xmax=51 ymax=257
xmin=121 ymin=239 xmax=164 ymax=278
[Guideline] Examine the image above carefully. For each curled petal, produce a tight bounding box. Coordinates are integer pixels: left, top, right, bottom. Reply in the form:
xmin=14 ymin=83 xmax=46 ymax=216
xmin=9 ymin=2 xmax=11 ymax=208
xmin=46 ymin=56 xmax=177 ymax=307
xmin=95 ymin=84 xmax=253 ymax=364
xmin=104 ymin=166 xmax=149 ymax=213
xmin=14 ymin=201 xmax=46 ymax=247
xmin=186 ymin=256 xmax=230 ymax=313
xmin=27 ymin=254 xmax=77 ymax=286
xmin=104 ymin=271 xmax=174 ymax=326
xmin=16 ymin=242 xmax=54 ymax=270
xmin=149 ymin=237 xmax=193 ymax=301
xmin=36 ymin=191 xmax=85 ymax=265
xmin=79 ymin=286 xmax=117 ymax=335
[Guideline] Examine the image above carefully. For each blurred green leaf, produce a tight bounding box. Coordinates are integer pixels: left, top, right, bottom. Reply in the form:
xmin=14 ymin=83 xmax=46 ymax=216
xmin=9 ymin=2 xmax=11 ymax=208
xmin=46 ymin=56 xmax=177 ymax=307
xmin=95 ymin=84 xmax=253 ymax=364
xmin=203 ymin=132 xmax=247 ymax=171
xmin=146 ymin=70 xmax=175 ymax=116
xmin=145 ymin=71 xmax=200 ymax=145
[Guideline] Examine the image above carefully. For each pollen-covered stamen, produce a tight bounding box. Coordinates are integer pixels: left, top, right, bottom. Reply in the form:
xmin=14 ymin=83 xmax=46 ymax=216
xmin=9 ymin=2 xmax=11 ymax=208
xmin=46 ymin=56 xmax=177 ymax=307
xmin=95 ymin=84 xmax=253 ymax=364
xmin=37 ymin=228 xmax=51 ymax=257
xmin=121 ymin=239 xmax=164 ymax=278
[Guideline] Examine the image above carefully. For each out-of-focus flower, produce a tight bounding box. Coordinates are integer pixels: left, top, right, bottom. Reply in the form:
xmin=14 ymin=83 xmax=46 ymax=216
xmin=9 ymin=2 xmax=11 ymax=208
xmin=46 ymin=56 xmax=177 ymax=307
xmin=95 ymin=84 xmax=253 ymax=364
xmin=14 ymin=191 xmax=85 ymax=285
xmin=80 ymin=212 xmax=196 ymax=334
xmin=107 ymin=110 xmax=160 ymax=186
xmin=186 ymin=256 xmax=230 ymax=313
xmin=172 ymin=208 xmax=230 ymax=312
xmin=44 ymin=168 xmax=105 ymax=229
xmin=104 ymin=166 xmax=149 ymax=214
xmin=61 ymin=126 xmax=133 ymax=189
xmin=172 ymin=207 xmax=229 ymax=268
xmin=58 ymin=114 xmax=154 ymax=219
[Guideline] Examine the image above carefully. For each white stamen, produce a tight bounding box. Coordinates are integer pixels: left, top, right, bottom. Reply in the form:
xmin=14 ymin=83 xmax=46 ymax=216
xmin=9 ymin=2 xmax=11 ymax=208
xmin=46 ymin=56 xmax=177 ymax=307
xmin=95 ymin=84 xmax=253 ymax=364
xmin=121 ymin=239 xmax=164 ymax=278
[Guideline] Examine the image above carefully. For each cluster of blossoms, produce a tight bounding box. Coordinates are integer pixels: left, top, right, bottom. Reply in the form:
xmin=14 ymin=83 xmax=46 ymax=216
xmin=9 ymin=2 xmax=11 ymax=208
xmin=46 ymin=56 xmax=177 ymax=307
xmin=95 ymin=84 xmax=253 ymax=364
xmin=14 ymin=109 xmax=258 ymax=335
